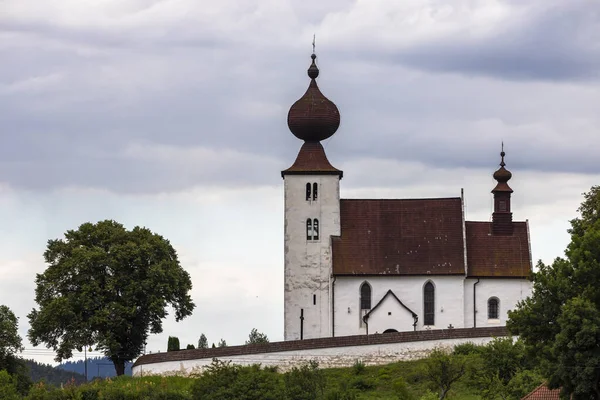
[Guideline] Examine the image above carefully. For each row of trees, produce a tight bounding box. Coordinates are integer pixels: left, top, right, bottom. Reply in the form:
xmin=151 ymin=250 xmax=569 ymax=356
xmin=167 ymin=329 xmax=269 ymax=351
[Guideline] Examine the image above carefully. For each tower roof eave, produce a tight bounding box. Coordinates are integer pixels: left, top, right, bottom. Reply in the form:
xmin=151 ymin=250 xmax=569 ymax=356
xmin=491 ymin=182 xmax=514 ymax=193
xmin=281 ymin=141 xmax=343 ymax=178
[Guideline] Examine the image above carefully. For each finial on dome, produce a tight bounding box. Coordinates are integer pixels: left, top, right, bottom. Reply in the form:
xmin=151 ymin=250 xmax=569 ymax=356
xmin=492 ymin=144 xmax=513 ymax=192
xmin=308 ymin=53 xmax=319 ymax=79
xmin=307 ymin=35 xmax=319 ymax=79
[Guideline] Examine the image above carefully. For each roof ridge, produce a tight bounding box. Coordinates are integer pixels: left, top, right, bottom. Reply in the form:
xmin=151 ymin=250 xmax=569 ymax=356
xmin=340 ymin=197 xmax=461 ymax=202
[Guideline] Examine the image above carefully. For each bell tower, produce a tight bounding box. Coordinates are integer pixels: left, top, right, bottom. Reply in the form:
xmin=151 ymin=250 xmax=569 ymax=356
xmin=281 ymin=53 xmax=342 ymax=341
xmin=491 ymin=144 xmax=514 ymax=235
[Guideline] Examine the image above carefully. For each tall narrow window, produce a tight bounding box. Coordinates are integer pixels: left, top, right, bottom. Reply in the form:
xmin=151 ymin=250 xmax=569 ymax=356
xmin=424 ymin=282 xmax=435 ymax=326
xmin=488 ymin=297 xmax=499 ymax=319
xmin=313 ymin=183 xmax=318 ymax=201
xmin=305 ymin=183 xmax=311 ymax=201
xmin=313 ymin=219 xmax=319 ymax=240
xmin=360 ymin=282 xmax=372 ymax=310
xmin=306 ymin=219 xmax=312 ymax=240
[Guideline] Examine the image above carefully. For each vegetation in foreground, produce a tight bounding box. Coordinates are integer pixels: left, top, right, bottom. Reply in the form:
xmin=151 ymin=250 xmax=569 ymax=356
xmin=0 ymin=337 xmax=543 ymax=399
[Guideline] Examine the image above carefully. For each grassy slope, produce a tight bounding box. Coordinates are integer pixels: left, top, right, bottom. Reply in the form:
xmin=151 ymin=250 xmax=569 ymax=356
xmin=88 ymin=358 xmax=483 ymax=399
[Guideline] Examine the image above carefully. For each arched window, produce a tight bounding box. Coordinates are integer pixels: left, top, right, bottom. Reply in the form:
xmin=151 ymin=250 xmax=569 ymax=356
xmin=306 ymin=219 xmax=312 ymax=240
xmin=360 ymin=282 xmax=371 ymax=310
xmin=312 ymin=183 xmax=318 ymax=201
xmin=424 ymin=282 xmax=435 ymax=326
xmin=313 ymin=219 xmax=319 ymax=240
xmin=488 ymin=297 xmax=499 ymax=319
xmin=305 ymin=183 xmax=311 ymax=201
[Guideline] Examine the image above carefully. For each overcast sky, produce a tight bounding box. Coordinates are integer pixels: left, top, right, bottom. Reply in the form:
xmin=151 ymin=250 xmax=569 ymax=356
xmin=1 ymin=0 xmax=599 ymax=365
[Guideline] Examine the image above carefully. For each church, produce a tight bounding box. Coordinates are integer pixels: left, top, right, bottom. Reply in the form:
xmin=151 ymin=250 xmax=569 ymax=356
xmin=281 ymin=53 xmax=533 ymax=341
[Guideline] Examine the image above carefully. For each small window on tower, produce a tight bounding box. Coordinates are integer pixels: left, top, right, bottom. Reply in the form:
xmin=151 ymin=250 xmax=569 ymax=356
xmin=499 ymin=200 xmax=507 ymax=212
xmin=313 ymin=294 xmax=316 ymax=305
xmin=313 ymin=183 xmax=318 ymax=201
xmin=306 ymin=183 xmax=311 ymax=201
xmin=306 ymin=219 xmax=312 ymax=240
xmin=313 ymin=219 xmax=319 ymax=240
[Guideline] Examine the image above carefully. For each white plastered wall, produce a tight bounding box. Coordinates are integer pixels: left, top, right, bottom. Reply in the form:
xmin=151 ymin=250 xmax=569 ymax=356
xmin=333 ymin=276 xmax=465 ymax=336
xmin=284 ymin=175 xmax=340 ymax=340
xmin=463 ymin=278 xmax=532 ymax=328
xmin=133 ymin=336 xmax=497 ymax=377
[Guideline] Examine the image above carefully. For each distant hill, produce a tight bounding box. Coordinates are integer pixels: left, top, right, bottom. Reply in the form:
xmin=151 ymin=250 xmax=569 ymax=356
xmin=58 ymin=357 xmax=133 ymax=379
xmin=24 ymin=359 xmax=87 ymax=386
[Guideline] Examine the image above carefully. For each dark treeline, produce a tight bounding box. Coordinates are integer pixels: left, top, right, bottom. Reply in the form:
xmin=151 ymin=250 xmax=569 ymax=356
xmin=58 ymin=357 xmax=133 ymax=379
xmin=23 ymin=359 xmax=86 ymax=386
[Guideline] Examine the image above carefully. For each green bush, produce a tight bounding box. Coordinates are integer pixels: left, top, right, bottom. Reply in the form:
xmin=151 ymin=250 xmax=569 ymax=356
xmin=453 ymin=342 xmax=482 ymax=356
xmin=392 ymin=377 xmax=414 ymax=400
xmin=352 ymin=360 xmax=365 ymax=375
xmin=167 ymin=336 xmax=180 ymax=352
xmin=0 ymin=370 xmax=20 ymax=400
xmin=191 ymin=359 xmax=282 ymax=400
xmin=283 ymin=360 xmax=326 ymax=400
xmin=351 ymin=376 xmax=375 ymax=391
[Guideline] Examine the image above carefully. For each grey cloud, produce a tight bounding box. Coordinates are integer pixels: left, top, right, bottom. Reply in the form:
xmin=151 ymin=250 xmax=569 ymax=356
xmin=1 ymin=1 xmax=600 ymax=194
xmin=389 ymin=2 xmax=600 ymax=81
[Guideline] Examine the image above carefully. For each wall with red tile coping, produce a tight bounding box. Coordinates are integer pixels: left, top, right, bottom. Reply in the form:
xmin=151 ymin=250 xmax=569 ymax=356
xmin=134 ymin=326 xmax=507 ymax=367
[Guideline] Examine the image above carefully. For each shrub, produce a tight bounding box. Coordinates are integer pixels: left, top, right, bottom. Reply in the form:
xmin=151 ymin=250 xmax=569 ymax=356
xmin=392 ymin=377 xmax=414 ymax=400
xmin=167 ymin=336 xmax=180 ymax=352
xmin=453 ymin=342 xmax=482 ymax=356
xmin=351 ymin=376 xmax=375 ymax=391
xmin=283 ymin=360 xmax=325 ymax=400
xmin=186 ymin=344 xmax=195 ymax=350
xmin=0 ymin=370 xmax=20 ymax=400
xmin=352 ymin=360 xmax=365 ymax=375
xmin=191 ymin=359 xmax=282 ymax=400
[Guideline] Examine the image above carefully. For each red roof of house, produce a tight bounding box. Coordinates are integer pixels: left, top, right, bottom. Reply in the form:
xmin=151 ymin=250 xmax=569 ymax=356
xmin=331 ymin=198 xmax=466 ymax=275
xmin=281 ymin=141 xmax=342 ymax=177
xmin=521 ymin=384 xmax=561 ymax=400
xmin=466 ymin=221 xmax=532 ymax=278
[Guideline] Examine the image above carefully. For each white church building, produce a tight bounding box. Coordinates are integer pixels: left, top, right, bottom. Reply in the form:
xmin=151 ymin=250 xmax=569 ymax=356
xmin=282 ymin=53 xmax=533 ymax=341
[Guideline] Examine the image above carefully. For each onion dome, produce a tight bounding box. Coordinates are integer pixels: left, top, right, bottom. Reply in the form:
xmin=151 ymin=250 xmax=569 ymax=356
xmin=492 ymin=147 xmax=513 ymax=193
xmin=287 ymin=54 xmax=340 ymax=142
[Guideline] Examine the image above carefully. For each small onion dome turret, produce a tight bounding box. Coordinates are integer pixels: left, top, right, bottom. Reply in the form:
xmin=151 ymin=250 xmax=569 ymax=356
xmin=287 ymin=54 xmax=340 ymax=142
xmin=492 ymin=149 xmax=513 ymax=193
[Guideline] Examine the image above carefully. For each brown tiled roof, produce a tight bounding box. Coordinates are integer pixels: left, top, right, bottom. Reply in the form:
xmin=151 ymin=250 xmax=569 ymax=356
xmin=332 ymin=198 xmax=466 ymax=275
xmin=466 ymin=221 xmax=532 ymax=278
xmin=281 ymin=141 xmax=343 ymax=177
xmin=521 ymin=384 xmax=561 ymax=400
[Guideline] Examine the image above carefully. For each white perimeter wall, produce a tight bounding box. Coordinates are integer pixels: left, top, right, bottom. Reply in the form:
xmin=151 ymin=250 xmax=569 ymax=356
xmin=463 ymin=278 xmax=532 ymax=328
xmin=334 ymin=276 xmax=465 ymax=337
xmin=133 ymin=336 xmax=496 ymax=377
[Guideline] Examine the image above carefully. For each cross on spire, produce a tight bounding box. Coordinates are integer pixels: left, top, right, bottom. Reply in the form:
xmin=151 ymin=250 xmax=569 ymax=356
xmin=312 ymin=34 xmax=316 ymax=54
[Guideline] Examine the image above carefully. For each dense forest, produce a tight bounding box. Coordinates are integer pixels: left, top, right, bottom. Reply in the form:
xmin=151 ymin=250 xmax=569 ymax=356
xmin=23 ymin=359 xmax=86 ymax=386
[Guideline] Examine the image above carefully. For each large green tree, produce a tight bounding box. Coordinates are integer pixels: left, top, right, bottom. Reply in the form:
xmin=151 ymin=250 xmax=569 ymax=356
xmin=508 ymin=186 xmax=600 ymax=398
xmin=0 ymin=306 xmax=22 ymax=360
xmin=0 ymin=305 xmax=31 ymax=396
xmin=28 ymin=220 xmax=195 ymax=376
